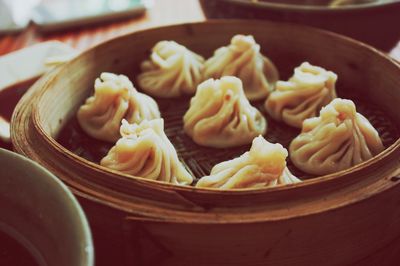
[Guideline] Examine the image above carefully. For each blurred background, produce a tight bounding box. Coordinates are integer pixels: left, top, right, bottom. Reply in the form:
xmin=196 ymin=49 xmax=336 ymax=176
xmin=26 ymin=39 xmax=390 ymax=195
xmin=0 ymin=0 xmax=400 ymax=56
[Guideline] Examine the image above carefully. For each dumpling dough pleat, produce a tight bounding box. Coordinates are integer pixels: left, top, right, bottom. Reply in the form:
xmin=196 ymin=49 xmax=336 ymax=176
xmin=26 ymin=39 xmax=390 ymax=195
xmin=101 ymin=119 xmax=194 ymax=185
xmin=265 ymin=62 xmax=337 ymax=128
xmin=196 ymin=136 xmax=301 ymax=189
xmin=137 ymin=41 xmax=205 ymax=98
xmin=183 ymin=76 xmax=267 ymax=148
xmin=290 ymin=98 xmax=384 ymax=175
xmin=77 ymin=72 xmax=160 ymax=142
xmin=203 ymin=34 xmax=278 ymax=100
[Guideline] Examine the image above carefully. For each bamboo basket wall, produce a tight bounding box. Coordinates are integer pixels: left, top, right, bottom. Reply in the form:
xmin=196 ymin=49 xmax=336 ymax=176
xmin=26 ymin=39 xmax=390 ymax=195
xmin=11 ymin=20 xmax=400 ymax=266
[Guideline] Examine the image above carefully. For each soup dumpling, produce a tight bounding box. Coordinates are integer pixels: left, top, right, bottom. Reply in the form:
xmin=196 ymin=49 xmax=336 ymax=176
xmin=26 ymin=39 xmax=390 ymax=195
xmin=183 ymin=76 xmax=267 ymax=148
xmin=77 ymin=72 xmax=160 ymax=142
xmin=290 ymin=98 xmax=384 ymax=175
xmin=203 ymin=34 xmax=279 ymax=101
xmin=101 ymin=119 xmax=194 ymax=185
xmin=137 ymin=40 xmax=205 ymax=98
xmin=196 ymin=135 xmax=301 ymax=189
xmin=265 ymin=62 xmax=337 ymax=128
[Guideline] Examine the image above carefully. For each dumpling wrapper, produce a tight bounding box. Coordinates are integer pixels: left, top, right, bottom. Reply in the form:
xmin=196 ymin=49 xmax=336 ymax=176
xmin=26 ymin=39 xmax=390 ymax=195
xmin=101 ymin=119 xmax=194 ymax=185
xmin=203 ymin=34 xmax=278 ymax=100
xmin=183 ymin=76 xmax=267 ymax=148
xmin=77 ymin=72 xmax=160 ymax=142
xmin=196 ymin=135 xmax=301 ymax=189
xmin=137 ymin=40 xmax=205 ymax=98
xmin=265 ymin=62 xmax=337 ymax=128
xmin=290 ymin=98 xmax=385 ymax=175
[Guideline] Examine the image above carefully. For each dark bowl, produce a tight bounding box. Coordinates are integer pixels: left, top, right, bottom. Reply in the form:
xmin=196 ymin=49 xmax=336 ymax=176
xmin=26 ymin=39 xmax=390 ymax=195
xmin=200 ymin=0 xmax=400 ymax=50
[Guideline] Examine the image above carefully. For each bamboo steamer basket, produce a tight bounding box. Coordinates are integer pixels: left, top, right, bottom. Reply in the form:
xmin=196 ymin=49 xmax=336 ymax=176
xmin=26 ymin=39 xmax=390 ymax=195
xmin=11 ymin=20 xmax=400 ymax=266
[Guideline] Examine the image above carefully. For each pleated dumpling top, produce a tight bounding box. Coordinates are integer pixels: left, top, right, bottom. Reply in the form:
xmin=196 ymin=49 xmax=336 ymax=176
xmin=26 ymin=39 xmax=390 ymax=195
xmin=290 ymin=98 xmax=384 ymax=175
xmin=101 ymin=119 xmax=194 ymax=185
xmin=77 ymin=72 xmax=160 ymax=142
xmin=203 ymin=34 xmax=279 ymax=100
xmin=183 ymin=76 xmax=267 ymax=148
xmin=196 ymin=136 xmax=301 ymax=189
xmin=265 ymin=62 xmax=337 ymax=128
xmin=137 ymin=40 xmax=205 ymax=98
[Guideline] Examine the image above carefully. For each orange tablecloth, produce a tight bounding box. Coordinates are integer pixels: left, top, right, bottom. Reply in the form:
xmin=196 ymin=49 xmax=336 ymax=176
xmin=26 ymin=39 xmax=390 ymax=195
xmin=0 ymin=0 xmax=205 ymax=56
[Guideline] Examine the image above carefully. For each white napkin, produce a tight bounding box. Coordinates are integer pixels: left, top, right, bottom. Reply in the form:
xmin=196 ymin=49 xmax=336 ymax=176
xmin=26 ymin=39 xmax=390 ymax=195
xmin=0 ymin=0 xmax=41 ymax=32
xmin=0 ymin=117 xmax=10 ymax=143
xmin=0 ymin=41 xmax=77 ymax=91
xmin=0 ymin=41 xmax=77 ymax=143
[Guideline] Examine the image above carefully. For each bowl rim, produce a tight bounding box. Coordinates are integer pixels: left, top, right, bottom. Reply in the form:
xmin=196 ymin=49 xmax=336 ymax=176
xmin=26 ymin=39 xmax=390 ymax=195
xmin=30 ymin=19 xmax=400 ymax=194
xmin=222 ymin=0 xmax=400 ymax=12
xmin=0 ymin=148 xmax=95 ymax=266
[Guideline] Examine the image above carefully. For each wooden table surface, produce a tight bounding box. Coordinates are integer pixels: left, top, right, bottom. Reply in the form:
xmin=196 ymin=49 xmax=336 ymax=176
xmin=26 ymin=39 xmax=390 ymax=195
xmin=1 ymin=0 xmax=400 ymax=60
xmin=0 ymin=0 xmax=205 ymax=56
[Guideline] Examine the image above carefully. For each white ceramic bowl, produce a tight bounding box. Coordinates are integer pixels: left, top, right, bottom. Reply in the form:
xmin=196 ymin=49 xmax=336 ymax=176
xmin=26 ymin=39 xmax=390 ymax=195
xmin=0 ymin=148 xmax=94 ymax=266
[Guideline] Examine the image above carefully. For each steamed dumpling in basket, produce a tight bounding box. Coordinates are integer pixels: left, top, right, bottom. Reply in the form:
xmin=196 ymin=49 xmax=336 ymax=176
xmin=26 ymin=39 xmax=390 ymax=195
xmin=183 ymin=76 xmax=267 ymax=148
xmin=101 ymin=119 xmax=194 ymax=185
xmin=265 ymin=62 xmax=337 ymax=128
xmin=203 ymin=34 xmax=279 ymax=101
xmin=290 ymin=98 xmax=385 ymax=175
xmin=137 ymin=40 xmax=205 ymax=98
xmin=196 ymin=136 xmax=301 ymax=189
xmin=77 ymin=72 xmax=160 ymax=142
